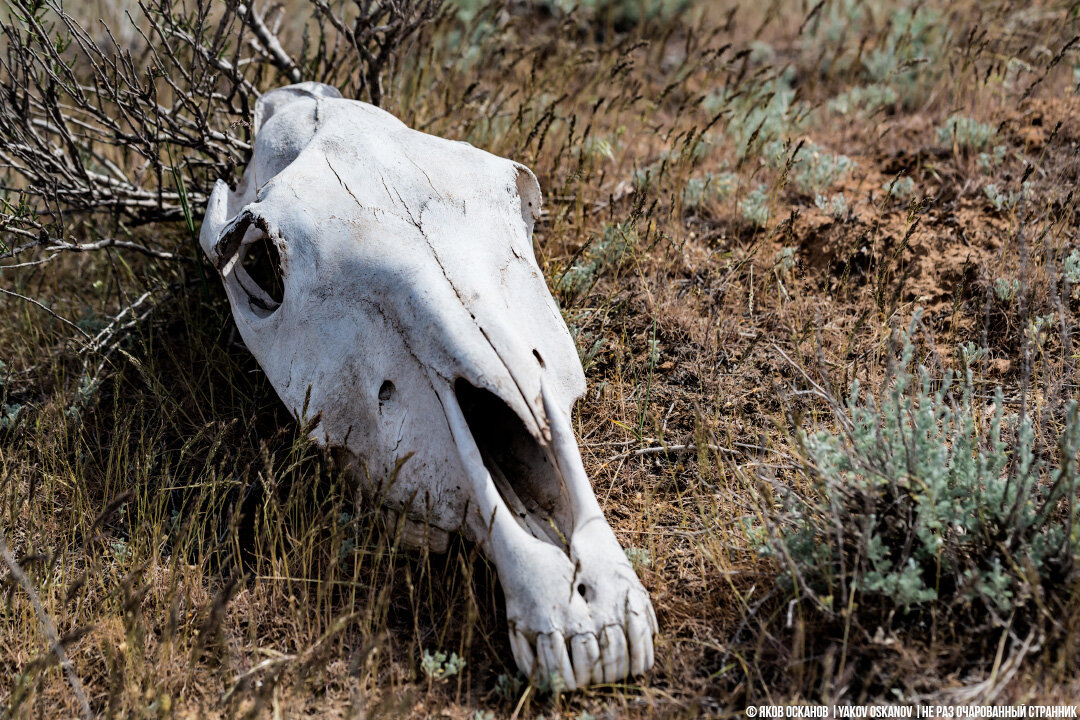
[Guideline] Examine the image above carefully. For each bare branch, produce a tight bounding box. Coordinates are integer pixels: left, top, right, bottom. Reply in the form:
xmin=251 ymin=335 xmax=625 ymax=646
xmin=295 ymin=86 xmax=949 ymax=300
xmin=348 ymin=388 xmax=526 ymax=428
xmin=240 ymin=3 xmax=303 ymax=83
xmin=0 ymin=286 xmax=93 ymax=342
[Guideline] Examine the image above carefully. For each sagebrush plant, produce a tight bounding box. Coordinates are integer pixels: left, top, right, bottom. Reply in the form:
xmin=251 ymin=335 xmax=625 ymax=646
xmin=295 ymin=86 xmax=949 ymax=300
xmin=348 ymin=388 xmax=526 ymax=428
xmin=814 ymin=192 xmax=848 ymax=219
xmin=556 ymin=220 xmax=639 ymax=299
xmin=883 ymin=175 xmax=916 ymax=200
xmin=1064 ymin=249 xmax=1080 ymax=285
xmin=984 ymin=181 xmax=1033 ymax=213
xmin=827 ymin=83 xmax=897 ymax=116
xmin=422 ymin=649 xmax=466 ymax=680
xmin=937 ymin=114 xmax=997 ymax=151
xmin=707 ymin=72 xmax=809 ymax=161
xmin=763 ymin=314 xmax=1080 ymax=642
xmin=766 ymin=140 xmax=855 ymax=196
xmin=741 ymin=184 xmax=771 ymax=227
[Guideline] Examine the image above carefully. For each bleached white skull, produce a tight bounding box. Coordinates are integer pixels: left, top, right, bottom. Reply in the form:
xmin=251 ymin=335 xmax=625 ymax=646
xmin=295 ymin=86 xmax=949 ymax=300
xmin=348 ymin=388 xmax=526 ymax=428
xmin=199 ymin=82 xmax=656 ymax=688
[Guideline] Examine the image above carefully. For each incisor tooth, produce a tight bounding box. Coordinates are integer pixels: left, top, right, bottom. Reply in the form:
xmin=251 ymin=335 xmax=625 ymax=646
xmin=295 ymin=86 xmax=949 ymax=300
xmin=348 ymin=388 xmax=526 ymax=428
xmin=509 ymin=629 xmax=535 ymax=678
xmin=601 ymin=625 xmax=628 ymax=682
xmin=628 ymin=612 xmax=650 ymax=676
xmin=551 ymin=631 xmax=577 ymax=691
xmin=570 ymin=633 xmax=599 ymax=688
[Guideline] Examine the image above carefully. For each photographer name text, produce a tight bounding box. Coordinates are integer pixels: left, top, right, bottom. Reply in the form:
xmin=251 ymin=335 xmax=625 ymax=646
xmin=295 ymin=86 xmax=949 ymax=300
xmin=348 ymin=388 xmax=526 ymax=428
xmin=745 ymin=706 xmax=1078 ymax=719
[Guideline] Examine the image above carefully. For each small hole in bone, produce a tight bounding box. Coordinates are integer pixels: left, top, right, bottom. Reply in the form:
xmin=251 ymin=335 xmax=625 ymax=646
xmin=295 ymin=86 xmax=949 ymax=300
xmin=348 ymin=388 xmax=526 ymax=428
xmin=532 ymin=349 xmax=545 ymax=368
xmin=240 ymin=233 xmax=284 ymax=309
xmin=378 ymin=380 xmax=395 ymax=402
xmin=577 ymin=583 xmax=587 ymax=598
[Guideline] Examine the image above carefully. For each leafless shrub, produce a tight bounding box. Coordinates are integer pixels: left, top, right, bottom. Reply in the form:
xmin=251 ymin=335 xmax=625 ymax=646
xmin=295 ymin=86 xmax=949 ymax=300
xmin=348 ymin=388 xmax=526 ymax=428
xmin=0 ymin=0 xmax=442 ymax=359
xmin=0 ymin=0 xmax=443 ymax=247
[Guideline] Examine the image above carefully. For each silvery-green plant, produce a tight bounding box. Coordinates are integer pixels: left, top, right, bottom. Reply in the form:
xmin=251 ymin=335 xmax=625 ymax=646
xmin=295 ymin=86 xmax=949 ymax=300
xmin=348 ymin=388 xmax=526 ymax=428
xmin=814 ymin=193 xmax=848 ymax=219
xmin=741 ymin=185 xmax=771 ymax=227
xmin=769 ymin=140 xmax=855 ymax=195
xmin=625 ymin=546 xmax=652 ymax=569
xmin=776 ymin=246 xmax=796 ymax=272
xmin=762 ymin=313 xmax=1080 ymax=626
xmin=631 ymin=154 xmax=669 ymax=191
xmin=421 ymin=649 xmax=465 ymax=680
xmin=862 ymin=6 xmax=943 ymax=89
xmin=0 ymin=403 xmax=20 ymax=431
xmin=994 ymin=277 xmax=1020 ymax=303
xmin=938 ymin=115 xmax=997 ymax=151
xmin=882 ymin=176 xmax=916 ymax=200
xmin=956 ymin=341 xmax=986 ymax=367
xmin=557 ymin=221 xmax=638 ymax=298
xmin=1064 ymin=249 xmax=1080 ymax=285
xmin=494 ymin=672 xmax=523 ymax=701
xmin=983 ymin=183 xmax=1019 ymax=213
xmin=978 ymin=145 xmax=1007 ymax=173
xmin=828 ymin=84 xmax=897 ymax=116
xmin=543 ymin=0 xmax=689 ymax=24
xmin=681 ymin=176 xmax=710 ymax=209
xmin=707 ymin=73 xmax=809 ymax=161
xmin=809 ymin=3 xmax=944 ymax=105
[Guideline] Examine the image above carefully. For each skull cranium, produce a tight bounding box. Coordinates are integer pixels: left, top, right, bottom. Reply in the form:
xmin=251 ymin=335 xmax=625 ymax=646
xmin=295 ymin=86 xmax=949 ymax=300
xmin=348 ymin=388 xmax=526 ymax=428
xmin=199 ymin=82 xmax=656 ymax=689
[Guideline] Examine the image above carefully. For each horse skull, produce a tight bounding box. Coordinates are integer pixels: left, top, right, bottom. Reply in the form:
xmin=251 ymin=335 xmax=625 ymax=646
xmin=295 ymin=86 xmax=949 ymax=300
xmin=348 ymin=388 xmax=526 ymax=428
xmin=199 ymin=82 xmax=656 ymax=689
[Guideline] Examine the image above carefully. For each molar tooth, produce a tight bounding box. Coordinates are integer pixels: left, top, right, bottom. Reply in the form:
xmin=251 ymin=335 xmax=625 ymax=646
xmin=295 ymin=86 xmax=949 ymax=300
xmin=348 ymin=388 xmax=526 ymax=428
xmin=509 ymin=629 xmax=535 ymax=678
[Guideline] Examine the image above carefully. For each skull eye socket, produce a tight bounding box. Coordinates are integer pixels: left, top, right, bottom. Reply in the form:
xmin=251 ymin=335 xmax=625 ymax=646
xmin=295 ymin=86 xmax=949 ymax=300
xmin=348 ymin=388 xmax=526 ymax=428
xmin=237 ymin=233 xmax=284 ymax=315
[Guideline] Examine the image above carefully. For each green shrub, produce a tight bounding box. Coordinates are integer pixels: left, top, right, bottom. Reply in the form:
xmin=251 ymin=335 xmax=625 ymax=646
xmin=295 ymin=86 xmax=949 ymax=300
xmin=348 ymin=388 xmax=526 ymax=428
xmin=937 ymin=115 xmax=997 ymax=151
xmin=762 ymin=313 xmax=1080 ymax=633
xmin=556 ymin=221 xmax=638 ymax=297
xmin=808 ymin=2 xmax=945 ymax=105
xmin=421 ymin=649 xmax=465 ymax=680
xmin=814 ymin=192 xmax=848 ymax=219
xmin=984 ymin=182 xmax=1032 ymax=213
xmin=978 ymin=145 xmax=1007 ymax=173
xmin=1064 ymin=249 xmax=1080 ymax=285
xmin=680 ymin=171 xmax=739 ymax=209
xmin=681 ymin=175 xmax=710 ymax=209
xmin=767 ymin=140 xmax=855 ymax=195
xmin=862 ymin=7 xmax=943 ymax=87
xmin=882 ymin=175 xmax=916 ymax=200
xmin=994 ymin=277 xmax=1020 ymax=303
xmin=707 ymin=73 xmax=809 ymax=161
xmin=828 ymin=84 xmax=897 ymax=116
xmin=741 ymin=185 xmax=771 ymax=227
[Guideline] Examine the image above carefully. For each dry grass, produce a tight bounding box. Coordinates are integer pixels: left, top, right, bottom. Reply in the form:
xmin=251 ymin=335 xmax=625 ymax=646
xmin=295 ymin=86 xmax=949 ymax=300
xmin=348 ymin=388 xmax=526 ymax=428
xmin=3 ymin=0 xmax=1080 ymax=717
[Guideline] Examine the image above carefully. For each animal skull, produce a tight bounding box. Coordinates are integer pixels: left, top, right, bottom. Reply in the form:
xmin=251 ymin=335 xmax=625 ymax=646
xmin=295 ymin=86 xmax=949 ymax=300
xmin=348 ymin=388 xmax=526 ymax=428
xmin=199 ymin=82 xmax=656 ymax=688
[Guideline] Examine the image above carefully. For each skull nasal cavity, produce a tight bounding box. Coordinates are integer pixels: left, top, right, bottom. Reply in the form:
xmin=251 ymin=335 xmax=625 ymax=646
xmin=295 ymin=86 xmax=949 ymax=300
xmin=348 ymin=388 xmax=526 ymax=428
xmin=241 ymin=235 xmax=284 ymax=306
xmin=454 ymin=379 xmax=575 ymax=554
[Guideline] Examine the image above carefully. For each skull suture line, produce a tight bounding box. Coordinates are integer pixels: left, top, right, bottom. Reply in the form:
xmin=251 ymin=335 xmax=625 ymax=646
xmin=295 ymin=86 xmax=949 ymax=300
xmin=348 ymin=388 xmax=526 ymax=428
xmin=200 ymin=83 xmax=656 ymax=689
